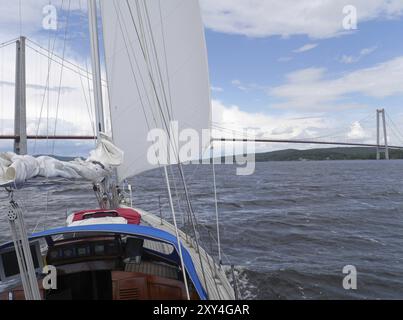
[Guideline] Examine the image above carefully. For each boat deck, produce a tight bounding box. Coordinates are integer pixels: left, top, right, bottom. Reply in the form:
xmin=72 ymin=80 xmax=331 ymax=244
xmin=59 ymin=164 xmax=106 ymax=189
xmin=132 ymin=207 xmax=235 ymax=300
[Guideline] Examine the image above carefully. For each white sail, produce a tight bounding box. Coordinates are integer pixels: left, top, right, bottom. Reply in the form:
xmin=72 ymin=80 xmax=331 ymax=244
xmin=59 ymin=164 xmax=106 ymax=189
xmin=100 ymin=0 xmax=212 ymax=181
xmin=0 ymin=135 xmax=124 ymax=188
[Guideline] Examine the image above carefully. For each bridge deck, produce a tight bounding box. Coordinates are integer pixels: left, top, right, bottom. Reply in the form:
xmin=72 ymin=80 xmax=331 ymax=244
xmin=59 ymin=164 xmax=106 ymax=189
xmin=213 ymin=138 xmax=403 ymax=150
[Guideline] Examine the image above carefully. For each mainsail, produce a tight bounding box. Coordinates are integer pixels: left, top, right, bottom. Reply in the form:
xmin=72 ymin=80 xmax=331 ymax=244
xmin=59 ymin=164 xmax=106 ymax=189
xmin=100 ymin=0 xmax=212 ymax=181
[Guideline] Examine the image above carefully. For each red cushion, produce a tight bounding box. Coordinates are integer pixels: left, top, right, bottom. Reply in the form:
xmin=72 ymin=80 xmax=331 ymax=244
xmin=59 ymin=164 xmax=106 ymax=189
xmin=115 ymin=208 xmax=142 ymax=225
xmin=72 ymin=208 xmax=141 ymax=225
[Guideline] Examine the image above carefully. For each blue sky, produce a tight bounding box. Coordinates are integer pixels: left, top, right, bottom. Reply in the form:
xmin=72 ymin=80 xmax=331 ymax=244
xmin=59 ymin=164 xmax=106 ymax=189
xmin=203 ymin=0 xmax=403 ymax=153
xmin=205 ymin=18 xmax=403 ymax=152
xmin=207 ymin=18 xmax=403 ymax=114
xmin=1 ymin=0 xmax=403 ymax=155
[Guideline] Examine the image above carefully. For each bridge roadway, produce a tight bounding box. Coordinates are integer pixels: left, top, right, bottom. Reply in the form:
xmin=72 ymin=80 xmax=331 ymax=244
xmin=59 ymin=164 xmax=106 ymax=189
xmin=213 ymin=138 xmax=403 ymax=150
xmin=1 ymin=136 xmax=402 ymax=150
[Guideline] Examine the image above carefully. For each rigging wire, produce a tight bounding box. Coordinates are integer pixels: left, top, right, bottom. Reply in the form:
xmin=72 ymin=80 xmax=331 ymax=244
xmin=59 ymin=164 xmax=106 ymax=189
xmin=386 ymin=112 xmax=403 ymax=145
xmin=28 ymin=2 xmax=104 ymax=155
xmin=113 ymin=0 xmax=194 ymax=298
xmin=75 ymin=35 xmax=97 ymax=143
xmin=158 ymin=0 xmax=174 ymax=118
xmin=52 ymin=0 xmax=72 ymax=154
xmin=116 ymin=2 xmax=191 ymax=296
xmin=112 ymin=0 xmax=157 ymax=129
xmin=112 ymin=0 xmax=228 ymax=297
xmin=211 ymin=123 xmax=259 ymax=140
xmin=123 ymin=0 xmax=213 ymax=296
xmin=133 ymin=0 xmax=213 ymax=295
xmin=26 ymin=43 xmax=108 ymax=86
xmin=313 ymin=114 xmax=375 ymax=141
xmin=211 ymin=145 xmax=222 ymax=266
xmin=0 ymin=38 xmax=19 ymax=49
xmin=33 ymin=0 xmax=64 ymax=154
xmin=136 ymin=0 xmax=213 ymax=296
xmin=113 ymin=0 xmax=187 ymax=240
xmin=163 ymin=166 xmax=191 ymax=300
xmin=125 ymin=0 xmax=171 ymax=130
xmin=145 ymin=0 xmax=224 ymax=296
xmin=113 ymin=0 xmax=183 ymax=227
xmin=211 ymin=112 xmax=377 ymax=144
xmin=79 ymin=0 xmax=96 ymax=146
xmin=26 ymin=39 xmax=107 ymax=85
xmin=142 ymin=0 xmax=174 ymax=123
xmin=0 ymin=40 xmax=5 ymax=135
xmin=137 ymin=0 xmax=189 ymax=229
xmin=137 ymin=0 xmax=191 ymax=235
xmin=18 ymin=0 xmax=22 ymax=36
xmin=77 ymin=63 xmax=97 ymax=139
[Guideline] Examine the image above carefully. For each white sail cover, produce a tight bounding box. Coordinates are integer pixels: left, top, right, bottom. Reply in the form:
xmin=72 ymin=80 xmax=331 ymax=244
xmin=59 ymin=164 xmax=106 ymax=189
xmin=100 ymin=0 xmax=212 ymax=181
xmin=0 ymin=135 xmax=124 ymax=189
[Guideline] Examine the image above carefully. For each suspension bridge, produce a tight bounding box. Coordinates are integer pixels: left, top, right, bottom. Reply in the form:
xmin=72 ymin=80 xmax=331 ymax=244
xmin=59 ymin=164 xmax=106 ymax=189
xmin=213 ymin=108 xmax=403 ymax=160
xmin=1 ymin=37 xmax=403 ymax=160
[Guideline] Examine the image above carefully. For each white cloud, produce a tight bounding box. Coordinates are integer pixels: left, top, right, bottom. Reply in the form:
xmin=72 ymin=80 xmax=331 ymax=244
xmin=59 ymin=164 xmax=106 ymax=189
xmin=211 ymin=100 xmax=398 ymax=152
xmin=340 ymin=46 xmax=378 ymax=64
xmin=293 ymin=43 xmax=318 ymax=53
xmin=0 ymin=117 xmax=96 ymax=155
xmin=212 ymin=99 xmax=330 ymax=142
xmin=340 ymin=55 xmax=358 ymax=64
xmin=360 ymin=46 xmax=378 ymax=56
xmin=231 ymin=79 xmax=248 ymax=91
xmin=0 ymin=0 xmax=85 ymax=42
xmin=231 ymin=79 xmax=267 ymax=93
xmin=200 ymin=0 xmax=403 ymax=38
xmin=269 ymin=56 xmax=403 ymax=111
xmin=0 ymin=36 xmax=99 ymax=139
xmin=271 ymin=126 xmax=294 ymax=135
xmin=278 ymin=57 xmax=292 ymax=63
xmin=211 ymin=85 xmax=224 ymax=92
xmin=0 ymin=1 xmax=107 ymax=156
xmin=347 ymin=121 xmax=369 ymax=139
xmin=286 ymin=68 xmax=325 ymax=83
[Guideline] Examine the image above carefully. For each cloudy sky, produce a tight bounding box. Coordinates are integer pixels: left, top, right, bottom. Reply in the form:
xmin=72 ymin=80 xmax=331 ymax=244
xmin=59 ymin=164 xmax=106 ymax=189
xmin=1 ymin=0 xmax=403 ymax=156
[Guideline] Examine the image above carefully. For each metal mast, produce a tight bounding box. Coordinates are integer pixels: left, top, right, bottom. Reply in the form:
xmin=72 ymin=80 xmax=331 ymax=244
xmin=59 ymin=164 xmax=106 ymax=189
xmin=88 ymin=0 xmax=105 ymax=137
xmin=14 ymin=36 xmax=27 ymax=155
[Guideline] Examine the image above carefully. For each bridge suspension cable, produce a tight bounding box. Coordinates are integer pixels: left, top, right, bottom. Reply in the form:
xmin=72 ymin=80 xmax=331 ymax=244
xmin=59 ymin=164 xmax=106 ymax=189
xmin=212 ymin=109 xmax=403 ymax=158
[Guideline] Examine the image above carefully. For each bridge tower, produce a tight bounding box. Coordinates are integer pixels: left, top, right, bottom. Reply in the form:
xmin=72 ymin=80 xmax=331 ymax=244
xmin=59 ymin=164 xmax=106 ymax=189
xmin=14 ymin=36 xmax=27 ymax=155
xmin=376 ymin=109 xmax=389 ymax=160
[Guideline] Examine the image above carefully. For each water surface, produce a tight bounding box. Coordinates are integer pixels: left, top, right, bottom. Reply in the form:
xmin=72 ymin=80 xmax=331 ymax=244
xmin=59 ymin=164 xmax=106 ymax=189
xmin=1 ymin=160 xmax=402 ymax=299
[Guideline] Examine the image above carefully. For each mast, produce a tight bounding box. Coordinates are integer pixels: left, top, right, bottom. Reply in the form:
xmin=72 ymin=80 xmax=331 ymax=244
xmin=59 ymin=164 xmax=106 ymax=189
xmin=14 ymin=36 xmax=27 ymax=155
xmin=88 ymin=0 xmax=105 ymax=137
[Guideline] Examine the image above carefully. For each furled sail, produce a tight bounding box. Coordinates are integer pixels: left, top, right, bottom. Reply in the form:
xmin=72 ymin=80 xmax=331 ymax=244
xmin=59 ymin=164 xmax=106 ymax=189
xmin=0 ymin=135 xmax=124 ymax=189
xmin=100 ymin=0 xmax=212 ymax=181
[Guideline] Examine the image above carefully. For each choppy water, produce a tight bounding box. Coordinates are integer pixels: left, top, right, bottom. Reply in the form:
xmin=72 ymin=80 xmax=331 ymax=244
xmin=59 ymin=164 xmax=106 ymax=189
xmin=1 ymin=160 xmax=403 ymax=300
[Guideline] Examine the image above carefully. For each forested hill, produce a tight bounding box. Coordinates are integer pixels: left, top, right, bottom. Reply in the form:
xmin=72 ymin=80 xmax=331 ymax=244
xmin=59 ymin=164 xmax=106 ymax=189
xmin=252 ymin=147 xmax=403 ymax=161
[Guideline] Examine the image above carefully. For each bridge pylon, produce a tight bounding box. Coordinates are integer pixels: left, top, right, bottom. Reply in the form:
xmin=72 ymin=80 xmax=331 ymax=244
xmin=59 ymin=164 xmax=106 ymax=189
xmin=376 ymin=109 xmax=389 ymax=160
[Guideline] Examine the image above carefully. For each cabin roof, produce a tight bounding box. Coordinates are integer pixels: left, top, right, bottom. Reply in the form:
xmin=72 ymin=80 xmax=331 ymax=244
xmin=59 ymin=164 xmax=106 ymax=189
xmin=0 ymin=224 xmax=207 ymax=300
